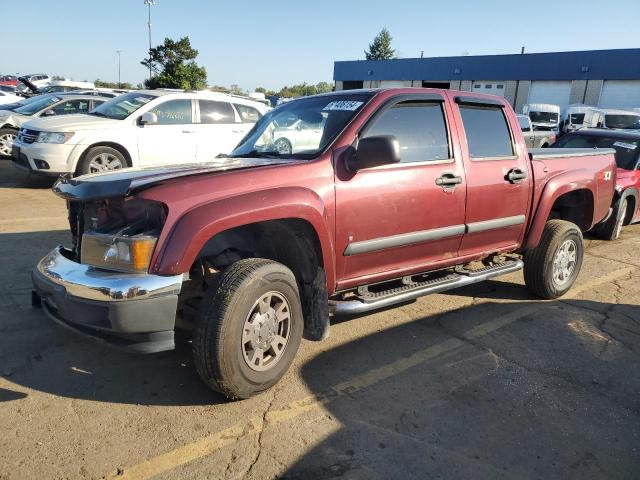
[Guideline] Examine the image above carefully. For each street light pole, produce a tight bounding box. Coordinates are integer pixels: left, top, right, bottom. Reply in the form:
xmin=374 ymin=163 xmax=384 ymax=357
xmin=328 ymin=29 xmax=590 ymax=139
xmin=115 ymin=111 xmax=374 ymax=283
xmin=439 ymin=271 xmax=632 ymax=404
xmin=116 ymin=50 xmax=123 ymax=88
xmin=144 ymin=0 xmax=155 ymax=82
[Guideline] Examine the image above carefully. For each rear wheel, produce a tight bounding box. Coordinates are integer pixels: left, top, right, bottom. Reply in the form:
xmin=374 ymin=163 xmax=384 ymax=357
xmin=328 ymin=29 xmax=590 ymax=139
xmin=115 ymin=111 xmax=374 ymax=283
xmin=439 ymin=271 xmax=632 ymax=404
xmin=78 ymin=146 xmax=126 ymax=175
xmin=0 ymin=128 xmax=17 ymax=157
xmin=193 ymin=258 xmax=303 ymax=400
xmin=594 ymin=198 xmax=627 ymax=241
xmin=524 ymin=220 xmax=584 ymax=299
xmin=273 ymin=138 xmax=292 ymax=155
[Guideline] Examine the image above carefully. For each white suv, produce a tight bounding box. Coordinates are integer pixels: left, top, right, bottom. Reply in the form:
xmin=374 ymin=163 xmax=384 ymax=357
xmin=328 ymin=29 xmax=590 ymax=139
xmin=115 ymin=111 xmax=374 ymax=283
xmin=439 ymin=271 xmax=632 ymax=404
xmin=12 ymin=90 xmax=268 ymax=176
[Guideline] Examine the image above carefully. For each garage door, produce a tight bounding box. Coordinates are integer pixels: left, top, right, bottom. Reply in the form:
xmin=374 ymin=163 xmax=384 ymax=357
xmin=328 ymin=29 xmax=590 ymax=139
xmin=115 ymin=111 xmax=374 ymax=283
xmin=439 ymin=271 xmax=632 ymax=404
xmin=472 ymin=81 xmax=506 ymax=98
xmin=598 ymin=81 xmax=640 ymax=109
xmin=527 ymin=81 xmax=571 ymax=111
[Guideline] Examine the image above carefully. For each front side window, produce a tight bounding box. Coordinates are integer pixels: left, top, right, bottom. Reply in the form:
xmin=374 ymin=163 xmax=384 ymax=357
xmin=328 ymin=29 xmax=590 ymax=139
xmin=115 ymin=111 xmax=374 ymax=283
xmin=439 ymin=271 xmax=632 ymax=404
xmin=605 ymin=115 xmax=640 ymax=130
xmin=363 ymin=101 xmax=449 ymax=163
xmin=50 ymin=100 xmax=90 ymax=115
xmin=90 ymin=92 xmax=156 ymax=120
xmin=234 ymin=104 xmax=262 ymax=123
xmin=149 ymin=99 xmax=193 ymax=125
xmin=529 ymin=111 xmax=559 ymax=123
xmin=459 ymin=105 xmax=514 ymax=158
xmin=199 ymin=100 xmax=236 ymax=124
xmin=552 ymin=134 xmax=640 ymax=170
xmin=230 ymin=92 xmax=372 ymax=159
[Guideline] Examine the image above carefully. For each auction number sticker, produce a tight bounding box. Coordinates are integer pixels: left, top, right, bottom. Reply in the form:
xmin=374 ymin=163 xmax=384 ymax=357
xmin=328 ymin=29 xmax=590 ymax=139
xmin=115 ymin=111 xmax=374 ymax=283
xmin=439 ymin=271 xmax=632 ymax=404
xmin=323 ymin=101 xmax=364 ymax=111
xmin=613 ymin=141 xmax=638 ymax=150
xmin=135 ymin=97 xmax=151 ymax=104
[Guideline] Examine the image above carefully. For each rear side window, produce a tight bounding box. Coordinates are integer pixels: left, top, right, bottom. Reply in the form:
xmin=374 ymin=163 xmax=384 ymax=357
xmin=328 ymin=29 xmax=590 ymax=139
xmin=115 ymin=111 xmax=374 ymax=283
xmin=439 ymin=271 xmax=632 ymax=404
xmin=459 ymin=105 xmax=514 ymax=158
xmin=199 ymin=100 xmax=236 ymax=124
xmin=234 ymin=104 xmax=262 ymax=123
xmin=363 ymin=101 xmax=450 ymax=163
xmin=553 ymin=134 xmax=640 ymax=170
xmin=50 ymin=99 xmax=90 ymax=115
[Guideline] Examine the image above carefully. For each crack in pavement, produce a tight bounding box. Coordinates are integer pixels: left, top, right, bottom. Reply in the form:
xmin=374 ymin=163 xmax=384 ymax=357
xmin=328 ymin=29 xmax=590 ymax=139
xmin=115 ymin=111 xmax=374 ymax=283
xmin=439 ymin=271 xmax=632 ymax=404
xmin=241 ymin=384 xmax=279 ymax=480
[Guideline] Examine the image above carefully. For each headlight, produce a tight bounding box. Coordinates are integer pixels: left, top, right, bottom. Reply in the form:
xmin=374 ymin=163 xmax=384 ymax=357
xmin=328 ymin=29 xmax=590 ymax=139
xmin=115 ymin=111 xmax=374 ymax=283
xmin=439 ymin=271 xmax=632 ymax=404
xmin=81 ymin=233 xmax=157 ymax=274
xmin=37 ymin=131 xmax=74 ymax=144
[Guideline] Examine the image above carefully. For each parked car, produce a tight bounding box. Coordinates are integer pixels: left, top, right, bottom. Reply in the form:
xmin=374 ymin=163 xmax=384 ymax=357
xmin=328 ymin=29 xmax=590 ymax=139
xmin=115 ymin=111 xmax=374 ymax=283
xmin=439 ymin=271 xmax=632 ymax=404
xmin=561 ymin=104 xmax=590 ymax=134
xmin=0 ymin=90 xmax=23 ymax=106
xmin=523 ymin=103 xmax=561 ymax=132
xmin=31 ymin=88 xmax=616 ymax=400
xmin=582 ymin=108 xmax=640 ymax=130
xmin=517 ymin=114 xmax=556 ymax=148
xmin=15 ymin=74 xmax=51 ymax=94
xmin=11 ymin=90 xmax=268 ymax=175
xmin=0 ymin=75 xmax=18 ymax=86
xmin=270 ymin=112 xmax=326 ymax=153
xmin=0 ymin=85 xmax=16 ymax=93
xmin=38 ymin=80 xmax=96 ymax=94
xmin=552 ymin=128 xmax=640 ymax=239
xmin=0 ymin=94 xmax=109 ymax=157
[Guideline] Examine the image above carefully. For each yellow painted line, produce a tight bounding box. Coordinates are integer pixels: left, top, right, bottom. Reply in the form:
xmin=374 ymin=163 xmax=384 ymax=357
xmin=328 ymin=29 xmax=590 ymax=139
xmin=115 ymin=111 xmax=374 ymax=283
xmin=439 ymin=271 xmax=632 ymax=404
xmin=112 ymin=264 xmax=636 ymax=480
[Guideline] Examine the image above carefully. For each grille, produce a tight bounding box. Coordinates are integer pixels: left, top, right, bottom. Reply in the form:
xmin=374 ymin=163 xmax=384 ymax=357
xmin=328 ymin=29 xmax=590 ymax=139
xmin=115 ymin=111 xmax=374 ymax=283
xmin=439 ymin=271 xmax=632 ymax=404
xmin=18 ymin=128 xmax=38 ymax=144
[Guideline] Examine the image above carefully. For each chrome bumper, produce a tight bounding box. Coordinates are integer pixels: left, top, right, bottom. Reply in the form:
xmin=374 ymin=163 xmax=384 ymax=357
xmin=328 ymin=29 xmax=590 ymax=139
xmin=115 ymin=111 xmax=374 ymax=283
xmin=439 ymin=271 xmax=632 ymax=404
xmin=32 ymin=246 xmax=184 ymax=353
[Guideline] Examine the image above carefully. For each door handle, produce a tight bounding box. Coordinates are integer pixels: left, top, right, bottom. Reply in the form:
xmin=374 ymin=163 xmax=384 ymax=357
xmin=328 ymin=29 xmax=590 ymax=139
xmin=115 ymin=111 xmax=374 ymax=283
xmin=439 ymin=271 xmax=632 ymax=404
xmin=182 ymin=130 xmax=195 ymax=134
xmin=231 ymin=130 xmax=243 ymax=134
xmin=435 ymin=172 xmax=463 ymax=187
xmin=506 ymin=167 xmax=527 ymax=184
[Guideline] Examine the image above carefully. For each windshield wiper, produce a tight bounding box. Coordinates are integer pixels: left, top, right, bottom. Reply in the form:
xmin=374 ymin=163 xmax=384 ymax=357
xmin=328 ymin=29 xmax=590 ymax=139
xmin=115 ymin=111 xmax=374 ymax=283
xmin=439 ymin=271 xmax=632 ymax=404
xmin=231 ymin=150 xmax=282 ymax=159
xmin=88 ymin=111 xmax=109 ymax=118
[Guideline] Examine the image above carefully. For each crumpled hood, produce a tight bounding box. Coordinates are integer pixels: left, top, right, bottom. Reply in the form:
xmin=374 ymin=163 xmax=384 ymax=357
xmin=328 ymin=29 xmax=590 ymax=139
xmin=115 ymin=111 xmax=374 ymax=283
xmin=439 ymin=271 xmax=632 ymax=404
xmin=52 ymin=157 xmax=305 ymax=201
xmin=0 ymin=110 xmax=28 ymax=127
xmin=23 ymin=114 xmax=119 ymax=132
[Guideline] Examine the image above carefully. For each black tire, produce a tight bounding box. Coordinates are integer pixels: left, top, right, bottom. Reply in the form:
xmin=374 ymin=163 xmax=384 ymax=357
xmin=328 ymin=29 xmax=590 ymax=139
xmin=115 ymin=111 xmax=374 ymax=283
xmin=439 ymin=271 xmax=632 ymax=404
xmin=273 ymin=138 xmax=292 ymax=155
xmin=78 ymin=146 xmax=127 ymax=175
xmin=524 ymin=219 xmax=584 ymax=299
xmin=193 ymin=258 xmax=303 ymax=400
xmin=0 ymin=127 xmax=18 ymax=158
xmin=594 ymin=198 xmax=627 ymax=241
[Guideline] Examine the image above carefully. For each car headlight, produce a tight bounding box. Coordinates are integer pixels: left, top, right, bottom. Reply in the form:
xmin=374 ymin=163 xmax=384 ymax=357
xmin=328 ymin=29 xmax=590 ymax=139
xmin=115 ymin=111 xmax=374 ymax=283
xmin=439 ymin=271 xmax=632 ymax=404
xmin=81 ymin=233 xmax=157 ymax=274
xmin=37 ymin=131 xmax=74 ymax=144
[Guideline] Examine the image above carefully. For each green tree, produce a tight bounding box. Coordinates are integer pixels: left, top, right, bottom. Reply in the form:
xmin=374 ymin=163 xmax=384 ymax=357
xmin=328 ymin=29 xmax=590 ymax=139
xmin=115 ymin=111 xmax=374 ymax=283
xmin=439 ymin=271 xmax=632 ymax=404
xmin=94 ymin=79 xmax=134 ymax=89
xmin=365 ymin=28 xmax=396 ymax=60
xmin=140 ymin=36 xmax=207 ymax=90
xmin=315 ymin=82 xmax=333 ymax=94
xmin=228 ymin=84 xmax=245 ymax=95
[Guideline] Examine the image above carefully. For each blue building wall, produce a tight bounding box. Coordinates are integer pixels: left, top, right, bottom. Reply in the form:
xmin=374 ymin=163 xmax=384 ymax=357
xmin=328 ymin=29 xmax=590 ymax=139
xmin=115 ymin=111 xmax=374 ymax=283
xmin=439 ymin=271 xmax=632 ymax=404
xmin=333 ymin=49 xmax=640 ymax=81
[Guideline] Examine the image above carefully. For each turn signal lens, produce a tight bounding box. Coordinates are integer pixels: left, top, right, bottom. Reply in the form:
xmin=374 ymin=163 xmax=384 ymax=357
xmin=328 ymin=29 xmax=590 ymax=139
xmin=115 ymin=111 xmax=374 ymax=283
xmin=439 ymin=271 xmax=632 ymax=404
xmin=81 ymin=233 xmax=158 ymax=273
xmin=130 ymin=238 xmax=156 ymax=272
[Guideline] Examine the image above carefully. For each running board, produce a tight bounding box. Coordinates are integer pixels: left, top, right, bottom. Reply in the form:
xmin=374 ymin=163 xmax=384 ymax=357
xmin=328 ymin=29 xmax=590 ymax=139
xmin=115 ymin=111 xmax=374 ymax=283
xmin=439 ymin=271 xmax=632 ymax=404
xmin=329 ymin=260 xmax=524 ymax=315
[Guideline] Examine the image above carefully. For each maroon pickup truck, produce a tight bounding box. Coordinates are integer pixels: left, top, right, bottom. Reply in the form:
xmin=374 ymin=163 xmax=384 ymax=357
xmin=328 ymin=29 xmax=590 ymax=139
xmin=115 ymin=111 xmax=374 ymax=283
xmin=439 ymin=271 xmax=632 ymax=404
xmin=32 ymin=88 xmax=616 ymax=400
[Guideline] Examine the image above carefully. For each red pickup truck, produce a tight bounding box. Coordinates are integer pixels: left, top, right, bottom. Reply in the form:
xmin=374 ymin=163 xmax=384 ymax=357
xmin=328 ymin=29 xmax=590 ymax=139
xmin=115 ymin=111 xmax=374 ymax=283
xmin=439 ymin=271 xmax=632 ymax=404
xmin=32 ymin=88 xmax=616 ymax=400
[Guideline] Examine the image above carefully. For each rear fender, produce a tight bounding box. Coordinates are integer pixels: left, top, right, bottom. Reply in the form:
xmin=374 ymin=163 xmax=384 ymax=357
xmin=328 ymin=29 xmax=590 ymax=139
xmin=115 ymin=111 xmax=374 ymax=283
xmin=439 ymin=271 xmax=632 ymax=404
xmin=151 ymin=186 xmax=336 ymax=291
xmin=524 ymin=169 xmax=596 ymax=250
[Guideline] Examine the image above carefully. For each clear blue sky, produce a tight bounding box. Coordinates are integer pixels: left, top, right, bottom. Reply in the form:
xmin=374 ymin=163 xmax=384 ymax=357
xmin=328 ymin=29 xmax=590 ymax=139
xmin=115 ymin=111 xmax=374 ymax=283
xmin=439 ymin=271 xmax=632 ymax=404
xmin=1 ymin=0 xmax=639 ymax=91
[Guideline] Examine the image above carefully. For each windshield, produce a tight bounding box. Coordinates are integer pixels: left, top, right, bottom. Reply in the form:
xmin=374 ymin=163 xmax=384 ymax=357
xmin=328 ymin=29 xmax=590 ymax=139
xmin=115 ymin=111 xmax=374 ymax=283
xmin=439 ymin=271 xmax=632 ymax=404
xmin=14 ymin=95 xmax=60 ymax=115
xmin=569 ymin=113 xmax=585 ymax=124
xmin=90 ymin=92 xmax=156 ymax=120
xmin=605 ymin=114 xmax=640 ymax=130
xmin=230 ymin=93 xmax=373 ymax=158
xmin=552 ymin=134 xmax=640 ymax=170
xmin=529 ymin=112 xmax=558 ymax=123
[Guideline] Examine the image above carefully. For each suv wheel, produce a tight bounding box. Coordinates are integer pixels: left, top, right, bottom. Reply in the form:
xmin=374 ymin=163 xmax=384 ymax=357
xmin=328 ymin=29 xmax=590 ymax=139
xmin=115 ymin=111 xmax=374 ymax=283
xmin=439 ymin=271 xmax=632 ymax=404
xmin=193 ymin=258 xmax=303 ymax=400
xmin=524 ymin=220 xmax=584 ymax=299
xmin=0 ymin=128 xmax=17 ymax=157
xmin=79 ymin=146 xmax=126 ymax=175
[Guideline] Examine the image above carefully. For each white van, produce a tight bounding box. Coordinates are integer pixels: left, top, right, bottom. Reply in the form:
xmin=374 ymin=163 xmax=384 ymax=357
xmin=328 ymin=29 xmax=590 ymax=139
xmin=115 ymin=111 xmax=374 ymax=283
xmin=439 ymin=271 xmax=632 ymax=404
xmin=561 ymin=104 xmax=590 ymax=133
xmin=582 ymin=108 xmax=640 ymax=130
xmin=12 ymin=90 xmax=268 ymax=176
xmin=522 ymin=103 xmax=561 ymax=132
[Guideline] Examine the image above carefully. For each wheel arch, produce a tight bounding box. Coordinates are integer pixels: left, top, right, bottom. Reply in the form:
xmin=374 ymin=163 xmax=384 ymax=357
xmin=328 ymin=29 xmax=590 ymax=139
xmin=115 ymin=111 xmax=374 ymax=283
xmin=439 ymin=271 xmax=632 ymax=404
xmin=619 ymin=188 xmax=638 ymax=225
xmin=75 ymin=142 xmax=132 ymax=174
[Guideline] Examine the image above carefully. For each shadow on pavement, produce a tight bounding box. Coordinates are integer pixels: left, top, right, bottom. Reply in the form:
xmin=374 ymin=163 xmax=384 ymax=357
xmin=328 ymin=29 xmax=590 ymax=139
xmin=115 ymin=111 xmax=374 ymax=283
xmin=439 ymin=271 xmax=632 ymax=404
xmin=0 ymin=159 xmax=56 ymax=189
xmin=283 ymin=298 xmax=640 ymax=480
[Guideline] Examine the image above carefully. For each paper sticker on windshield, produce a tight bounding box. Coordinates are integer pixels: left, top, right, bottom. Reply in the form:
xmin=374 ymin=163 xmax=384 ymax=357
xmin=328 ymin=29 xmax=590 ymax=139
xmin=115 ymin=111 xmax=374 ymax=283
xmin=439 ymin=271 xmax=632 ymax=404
xmin=135 ymin=97 xmax=151 ymax=104
xmin=52 ymin=96 xmax=61 ymax=102
xmin=613 ymin=141 xmax=638 ymax=150
xmin=323 ymin=101 xmax=363 ymax=111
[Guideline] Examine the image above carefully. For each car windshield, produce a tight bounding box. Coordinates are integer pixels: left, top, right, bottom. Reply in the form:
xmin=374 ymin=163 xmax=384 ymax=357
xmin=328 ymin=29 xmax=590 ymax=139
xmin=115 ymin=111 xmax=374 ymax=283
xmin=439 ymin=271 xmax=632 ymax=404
xmin=605 ymin=114 xmax=640 ymax=130
xmin=229 ymin=93 xmax=373 ymax=158
xmin=529 ymin=112 xmax=558 ymax=123
xmin=89 ymin=92 xmax=156 ymax=120
xmin=14 ymin=95 xmax=60 ymax=115
xmin=552 ymin=134 xmax=640 ymax=170
xmin=569 ymin=113 xmax=585 ymax=124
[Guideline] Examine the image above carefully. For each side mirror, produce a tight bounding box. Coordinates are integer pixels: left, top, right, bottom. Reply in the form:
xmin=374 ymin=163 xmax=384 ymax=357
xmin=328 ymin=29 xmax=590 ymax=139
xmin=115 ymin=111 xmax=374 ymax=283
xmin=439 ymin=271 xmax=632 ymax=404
xmin=43 ymin=109 xmax=55 ymax=116
xmin=346 ymin=135 xmax=401 ymax=172
xmin=139 ymin=112 xmax=158 ymax=126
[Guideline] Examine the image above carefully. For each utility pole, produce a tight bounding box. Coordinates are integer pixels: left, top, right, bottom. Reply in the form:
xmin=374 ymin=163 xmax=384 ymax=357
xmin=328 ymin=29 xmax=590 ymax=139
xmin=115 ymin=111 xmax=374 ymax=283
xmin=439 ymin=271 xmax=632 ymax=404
xmin=116 ymin=50 xmax=123 ymax=88
xmin=144 ymin=0 xmax=155 ymax=82
xmin=521 ymin=46 xmax=525 ymax=54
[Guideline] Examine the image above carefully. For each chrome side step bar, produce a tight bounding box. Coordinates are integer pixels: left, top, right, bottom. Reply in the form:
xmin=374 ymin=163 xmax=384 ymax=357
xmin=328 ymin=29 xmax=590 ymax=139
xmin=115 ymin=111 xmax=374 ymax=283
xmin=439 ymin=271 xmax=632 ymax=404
xmin=329 ymin=260 xmax=524 ymax=315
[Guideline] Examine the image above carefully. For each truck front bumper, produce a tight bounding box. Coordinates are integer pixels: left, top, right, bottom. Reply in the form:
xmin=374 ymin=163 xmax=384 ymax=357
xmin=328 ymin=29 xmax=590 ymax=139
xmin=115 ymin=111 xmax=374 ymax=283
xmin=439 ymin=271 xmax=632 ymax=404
xmin=32 ymin=246 xmax=183 ymax=353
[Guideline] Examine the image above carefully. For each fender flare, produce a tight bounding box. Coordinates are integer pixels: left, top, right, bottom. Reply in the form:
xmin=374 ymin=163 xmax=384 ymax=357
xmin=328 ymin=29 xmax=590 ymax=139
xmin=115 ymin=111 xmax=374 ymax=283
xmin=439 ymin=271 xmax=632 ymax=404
xmin=524 ymin=169 xmax=596 ymax=250
xmin=151 ymin=186 xmax=337 ymax=291
xmin=617 ymin=187 xmax=638 ymax=224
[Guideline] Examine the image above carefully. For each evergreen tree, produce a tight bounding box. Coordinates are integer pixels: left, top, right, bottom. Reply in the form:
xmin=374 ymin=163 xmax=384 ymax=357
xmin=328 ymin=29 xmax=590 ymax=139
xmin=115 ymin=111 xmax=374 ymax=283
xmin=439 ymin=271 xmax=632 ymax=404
xmin=365 ymin=29 xmax=396 ymax=60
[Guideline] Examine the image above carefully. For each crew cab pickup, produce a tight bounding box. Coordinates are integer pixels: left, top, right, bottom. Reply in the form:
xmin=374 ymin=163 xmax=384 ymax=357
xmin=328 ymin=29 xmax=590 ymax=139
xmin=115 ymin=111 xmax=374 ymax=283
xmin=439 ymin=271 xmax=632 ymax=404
xmin=32 ymin=88 xmax=616 ymax=400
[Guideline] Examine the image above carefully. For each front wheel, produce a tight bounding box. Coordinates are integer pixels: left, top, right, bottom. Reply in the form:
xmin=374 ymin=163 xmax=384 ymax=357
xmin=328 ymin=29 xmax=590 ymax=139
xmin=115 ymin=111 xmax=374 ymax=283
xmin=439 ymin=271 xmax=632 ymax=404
xmin=193 ymin=258 xmax=303 ymax=400
xmin=0 ymin=128 xmax=18 ymax=158
xmin=78 ymin=146 xmax=126 ymax=175
xmin=524 ymin=220 xmax=584 ymax=299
